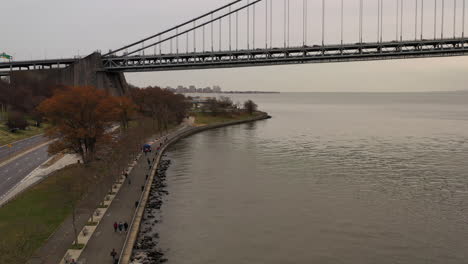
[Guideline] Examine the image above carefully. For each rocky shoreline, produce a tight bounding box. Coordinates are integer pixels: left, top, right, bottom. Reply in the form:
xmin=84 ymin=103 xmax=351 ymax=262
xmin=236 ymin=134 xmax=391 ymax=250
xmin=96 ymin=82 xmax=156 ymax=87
xmin=132 ymin=158 xmax=171 ymax=264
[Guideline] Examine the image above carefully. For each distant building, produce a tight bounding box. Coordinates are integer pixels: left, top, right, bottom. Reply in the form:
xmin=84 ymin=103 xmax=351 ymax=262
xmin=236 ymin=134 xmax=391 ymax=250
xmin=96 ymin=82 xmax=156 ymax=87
xmin=212 ymin=85 xmax=222 ymax=93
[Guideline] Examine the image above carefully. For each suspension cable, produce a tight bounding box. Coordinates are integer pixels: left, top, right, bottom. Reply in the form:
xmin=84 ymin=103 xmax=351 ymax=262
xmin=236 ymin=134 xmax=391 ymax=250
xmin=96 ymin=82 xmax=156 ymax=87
xmin=123 ymin=0 xmax=262 ymax=57
xmin=103 ymin=0 xmax=243 ymax=56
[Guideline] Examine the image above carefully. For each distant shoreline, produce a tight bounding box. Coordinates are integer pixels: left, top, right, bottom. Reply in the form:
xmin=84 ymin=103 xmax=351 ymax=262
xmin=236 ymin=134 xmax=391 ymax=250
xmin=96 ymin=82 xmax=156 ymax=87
xmin=180 ymin=91 xmax=280 ymax=94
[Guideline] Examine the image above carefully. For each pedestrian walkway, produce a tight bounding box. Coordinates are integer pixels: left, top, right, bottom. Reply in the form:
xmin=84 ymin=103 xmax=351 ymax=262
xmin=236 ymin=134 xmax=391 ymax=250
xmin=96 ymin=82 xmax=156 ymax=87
xmin=78 ymin=123 xmax=193 ymax=264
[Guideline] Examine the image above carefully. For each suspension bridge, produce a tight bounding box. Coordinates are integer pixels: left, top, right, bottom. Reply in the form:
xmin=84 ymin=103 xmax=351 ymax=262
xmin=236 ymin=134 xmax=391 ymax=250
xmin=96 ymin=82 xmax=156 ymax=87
xmin=1 ymin=0 xmax=467 ymax=75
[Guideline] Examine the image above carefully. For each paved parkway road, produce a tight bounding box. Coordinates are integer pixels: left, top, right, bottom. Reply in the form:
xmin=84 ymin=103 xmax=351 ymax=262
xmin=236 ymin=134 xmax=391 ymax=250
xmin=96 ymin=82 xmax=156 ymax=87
xmin=0 ymin=136 xmax=51 ymax=201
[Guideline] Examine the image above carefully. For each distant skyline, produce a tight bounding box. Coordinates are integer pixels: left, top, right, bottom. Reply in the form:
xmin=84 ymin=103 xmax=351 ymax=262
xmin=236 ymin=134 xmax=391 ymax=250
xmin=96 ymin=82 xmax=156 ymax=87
xmin=2 ymin=0 xmax=468 ymax=92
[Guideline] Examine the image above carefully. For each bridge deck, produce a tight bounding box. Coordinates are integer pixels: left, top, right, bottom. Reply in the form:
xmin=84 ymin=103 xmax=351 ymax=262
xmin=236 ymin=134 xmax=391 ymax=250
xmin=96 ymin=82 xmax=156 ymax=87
xmin=1 ymin=38 xmax=467 ymax=75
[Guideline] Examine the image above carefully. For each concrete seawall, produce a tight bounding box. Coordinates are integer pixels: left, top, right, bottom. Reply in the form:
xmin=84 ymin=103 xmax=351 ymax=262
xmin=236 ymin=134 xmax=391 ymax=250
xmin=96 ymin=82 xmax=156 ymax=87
xmin=120 ymin=113 xmax=271 ymax=264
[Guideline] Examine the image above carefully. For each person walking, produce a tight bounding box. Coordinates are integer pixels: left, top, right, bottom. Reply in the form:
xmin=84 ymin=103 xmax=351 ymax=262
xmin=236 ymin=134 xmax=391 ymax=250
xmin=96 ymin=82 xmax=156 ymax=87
xmin=110 ymin=248 xmax=117 ymax=260
xmin=124 ymin=221 xmax=129 ymax=232
xmin=118 ymin=222 xmax=123 ymax=233
xmin=113 ymin=222 xmax=118 ymax=232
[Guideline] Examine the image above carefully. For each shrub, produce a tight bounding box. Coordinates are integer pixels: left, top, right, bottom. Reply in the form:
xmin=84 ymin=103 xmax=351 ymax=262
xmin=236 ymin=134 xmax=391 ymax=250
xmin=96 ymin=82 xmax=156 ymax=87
xmin=243 ymin=100 xmax=258 ymax=115
xmin=6 ymin=111 xmax=28 ymax=130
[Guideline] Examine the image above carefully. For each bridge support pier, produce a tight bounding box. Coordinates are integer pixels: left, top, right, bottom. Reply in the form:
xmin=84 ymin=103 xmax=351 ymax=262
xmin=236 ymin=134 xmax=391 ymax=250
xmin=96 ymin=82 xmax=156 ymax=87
xmin=10 ymin=53 xmax=128 ymax=96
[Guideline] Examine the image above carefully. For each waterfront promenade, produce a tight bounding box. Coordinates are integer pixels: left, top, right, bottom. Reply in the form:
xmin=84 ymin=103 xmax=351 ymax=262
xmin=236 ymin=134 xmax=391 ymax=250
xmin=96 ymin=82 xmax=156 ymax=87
xmin=76 ymin=122 xmax=194 ymax=264
xmin=57 ymin=113 xmax=270 ymax=264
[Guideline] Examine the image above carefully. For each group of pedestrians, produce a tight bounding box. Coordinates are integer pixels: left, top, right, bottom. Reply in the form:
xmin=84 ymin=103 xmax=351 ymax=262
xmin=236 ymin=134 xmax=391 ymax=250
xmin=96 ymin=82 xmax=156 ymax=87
xmin=107 ymin=137 xmax=169 ymax=263
xmin=113 ymin=221 xmax=129 ymax=233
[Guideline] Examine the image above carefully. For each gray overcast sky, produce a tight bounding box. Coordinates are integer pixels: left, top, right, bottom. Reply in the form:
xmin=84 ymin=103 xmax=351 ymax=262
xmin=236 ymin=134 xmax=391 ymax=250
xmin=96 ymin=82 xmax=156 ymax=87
xmin=1 ymin=0 xmax=468 ymax=92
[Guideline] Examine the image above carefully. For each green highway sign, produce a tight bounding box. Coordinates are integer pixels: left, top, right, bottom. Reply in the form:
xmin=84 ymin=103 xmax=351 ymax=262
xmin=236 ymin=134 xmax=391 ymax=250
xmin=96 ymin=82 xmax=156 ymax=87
xmin=0 ymin=52 xmax=13 ymax=60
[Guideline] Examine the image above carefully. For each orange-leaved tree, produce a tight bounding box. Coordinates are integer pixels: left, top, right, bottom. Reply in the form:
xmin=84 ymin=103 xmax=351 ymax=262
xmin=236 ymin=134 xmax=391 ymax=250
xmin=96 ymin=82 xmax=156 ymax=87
xmin=38 ymin=86 xmax=121 ymax=163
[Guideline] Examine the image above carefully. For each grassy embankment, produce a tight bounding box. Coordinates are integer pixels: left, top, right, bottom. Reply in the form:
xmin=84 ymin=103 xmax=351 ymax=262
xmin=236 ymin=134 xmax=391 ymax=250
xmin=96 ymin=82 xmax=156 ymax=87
xmin=0 ymin=164 xmax=93 ymax=264
xmin=193 ymin=111 xmax=265 ymax=126
xmin=0 ymin=122 xmax=48 ymax=146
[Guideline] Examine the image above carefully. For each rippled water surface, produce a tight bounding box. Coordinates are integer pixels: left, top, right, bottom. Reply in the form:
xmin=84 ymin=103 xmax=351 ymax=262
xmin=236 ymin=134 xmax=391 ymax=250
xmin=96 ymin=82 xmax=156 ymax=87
xmin=157 ymin=92 xmax=468 ymax=264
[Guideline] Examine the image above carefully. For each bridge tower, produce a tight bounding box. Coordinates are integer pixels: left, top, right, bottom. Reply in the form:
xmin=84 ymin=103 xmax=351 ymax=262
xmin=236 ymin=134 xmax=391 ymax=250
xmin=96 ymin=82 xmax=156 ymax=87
xmin=10 ymin=53 xmax=128 ymax=96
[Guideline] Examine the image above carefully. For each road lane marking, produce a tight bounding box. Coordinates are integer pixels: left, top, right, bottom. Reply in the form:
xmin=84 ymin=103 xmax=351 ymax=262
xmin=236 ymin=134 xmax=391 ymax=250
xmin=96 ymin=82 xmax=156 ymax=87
xmin=0 ymin=140 xmax=54 ymax=168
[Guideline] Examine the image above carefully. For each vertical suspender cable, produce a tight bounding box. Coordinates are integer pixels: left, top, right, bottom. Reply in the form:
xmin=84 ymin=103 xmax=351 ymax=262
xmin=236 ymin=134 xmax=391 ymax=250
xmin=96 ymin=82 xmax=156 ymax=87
xmin=193 ymin=21 xmax=196 ymax=52
xmin=253 ymin=2 xmax=256 ymax=49
xmin=396 ymin=0 xmax=399 ymax=41
xmin=413 ymin=0 xmax=417 ymax=41
xmin=186 ymin=32 xmax=189 ymax=53
xmin=463 ymin=0 xmax=466 ymax=38
xmin=229 ymin=6 xmax=232 ymax=51
xmin=248 ymin=0 xmax=250 ymax=49
xmin=322 ymin=0 xmax=325 ymax=46
xmin=219 ymin=18 xmax=222 ymax=51
xmin=381 ymin=0 xmax=384 ymax=42
xmin=363 ymin=0 xmax=365 ymax=42
xmin=159 ymin=36 xmax=162 ymax=54
xmin=341 ymin=0 xmax=344 ymax=45
xmin=236 ymin=10 xmax=239 ymax=50
xmin=454 ymin=0 xmax=457 ymax=38
xmin=284 ymin=0 xmax=287 ymax=47
xmin=415 ymin=0 xmax=419 ymax=40
xmin=202 ymin=26 xmax=205 ymax=52
xmin=434 ymin=0 xmax=437 ymax=39
xmin=377 ymin=0 xmax=380 ymax=43
xmin=421 ymin=0 xmax=425 ymax=40
xmin=359 ymin=0 xmax=363 ymax=43
xmin=287 ymin=0 xmax=290 ymax=47
xmin=266 ymin=0 xmax=269 ymax=48
xmin=442 ymin=0 xmax=445 ymax=39
xmin=400 ymin=0 xmax=404 ymax=41
xmin=305 ymin=0 xmax=308 ymax=46
xmin=176 ymin=28 xmax=179 ymax=54
xmin=303 ymin=0 xmax=306 ymax=46
xmin=211 ymin=14 xmax=214 ymax=52
xmin=270 ymin=0 xmax=273 ymax=47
